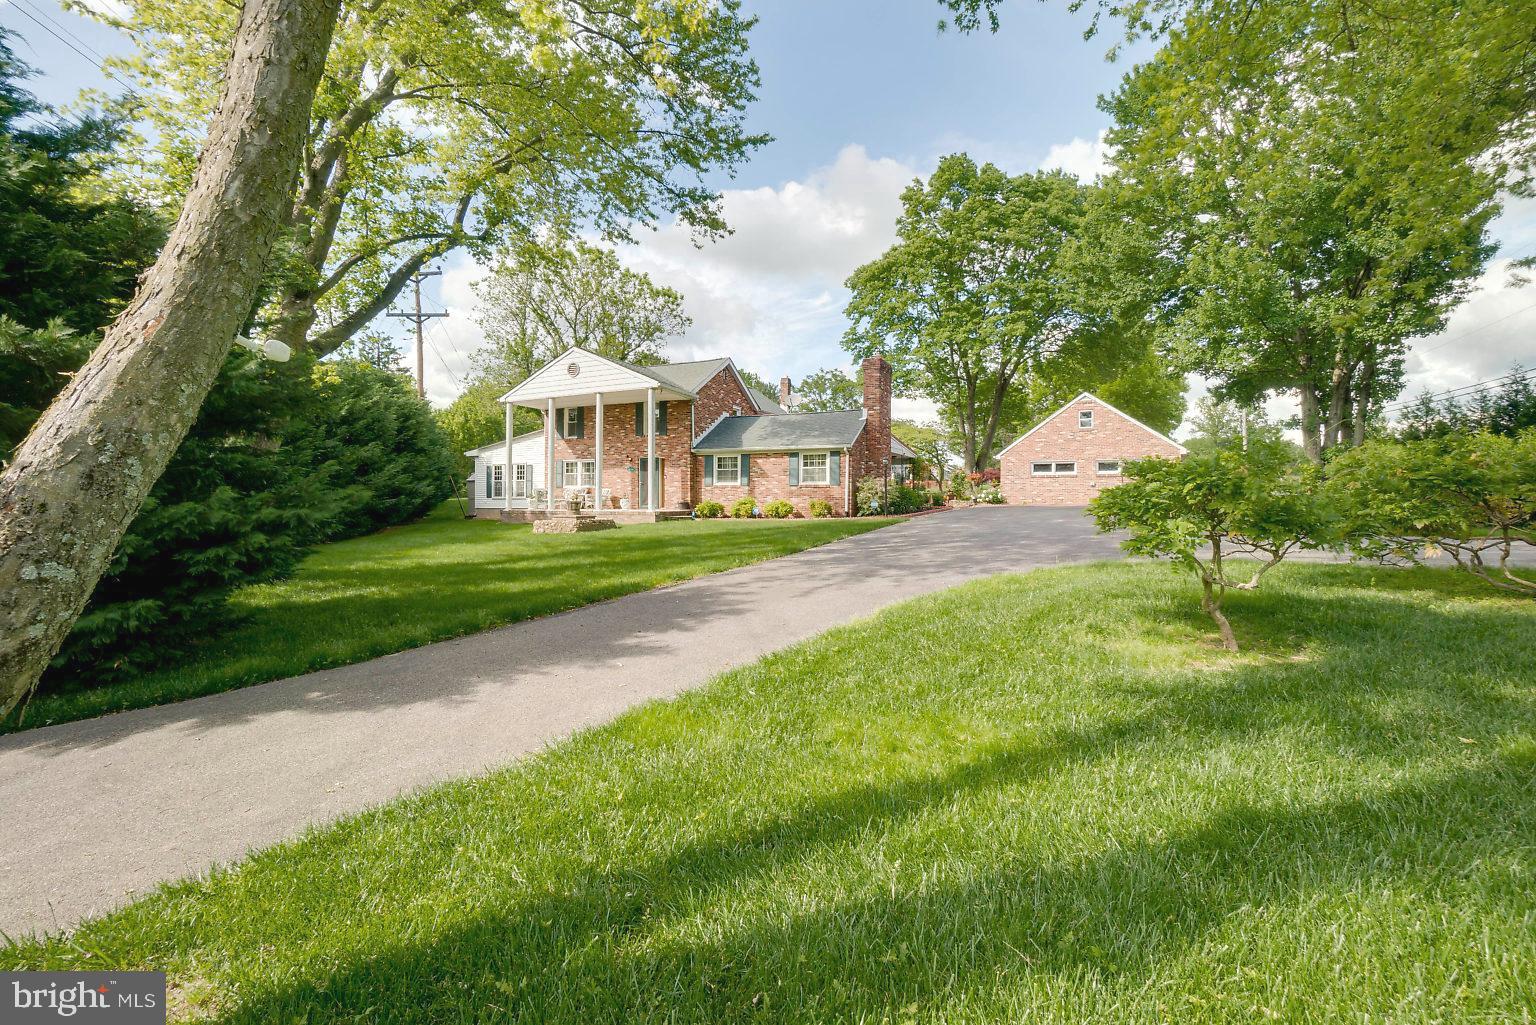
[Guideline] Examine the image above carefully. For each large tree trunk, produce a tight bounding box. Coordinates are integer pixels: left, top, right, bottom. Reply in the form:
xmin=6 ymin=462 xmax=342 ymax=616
xmin=1298 ymin=386 xmax=1323 ymax=464
xmin=0 ymin=0 xmax=341 ymax=717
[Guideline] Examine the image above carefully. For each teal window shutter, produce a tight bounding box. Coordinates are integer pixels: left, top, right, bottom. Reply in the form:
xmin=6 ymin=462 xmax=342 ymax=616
xmin=484 ymin=466 xmax=492 ymax=499
xmin=788 ymin=452 xmax=800 ymax=486
xmin=555 ymin=409 xmax=565 ymax=439
xmin=575 ymin=407 xmax=585 ymax=439
xmin=704 ymin=455 xmax=715 ymax=486
xmin=656 ymin=400 xmax=669 ymax=436
xmin=829 ymin=451 xmax=841 ymax=486
xmin=634 ymin=402 xmax=644 ymax=436
xmin=740 ymin=453 xmax=750 ymax=485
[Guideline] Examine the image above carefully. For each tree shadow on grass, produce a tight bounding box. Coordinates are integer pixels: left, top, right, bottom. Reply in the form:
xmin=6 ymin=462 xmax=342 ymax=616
xmin=204 ymin=584 xmax=1536 ymax=1022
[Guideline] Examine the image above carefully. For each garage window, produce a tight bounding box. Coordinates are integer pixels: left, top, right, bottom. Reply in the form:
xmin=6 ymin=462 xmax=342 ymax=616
xmin=1096 ymin=460 xmax=1122 ymax=475
xmin=1031 ymin=461 xmax=1077 ymax=476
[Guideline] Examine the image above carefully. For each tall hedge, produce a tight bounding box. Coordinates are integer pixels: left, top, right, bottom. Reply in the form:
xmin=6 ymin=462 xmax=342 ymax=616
xmin=44 ymin=354 xmax=453 ymax=683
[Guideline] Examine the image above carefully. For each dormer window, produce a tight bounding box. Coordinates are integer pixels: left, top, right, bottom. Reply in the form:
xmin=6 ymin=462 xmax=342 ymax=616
xmin=1078 ymin=409 xmax=1094 ymax=429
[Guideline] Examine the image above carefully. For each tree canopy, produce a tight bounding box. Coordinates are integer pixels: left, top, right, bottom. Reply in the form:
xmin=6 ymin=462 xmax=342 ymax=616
xmin=844 ymin=156 xmax=1137 ymax=470
xmin=792 ymin=367 xmax=861 ymax=412
xmin=472 ymin=239 xmax=689 ymax=376
xmin=88 ymin=0 xmax=765 ymax=356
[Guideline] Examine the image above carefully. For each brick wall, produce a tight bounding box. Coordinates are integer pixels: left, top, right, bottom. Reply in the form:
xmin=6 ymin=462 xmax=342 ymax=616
xmin=695 ymin=451 xmax=849 ymax=517
xmin=1000 ymin=395 xmax=1184 ymax=506
xmin=548 ymin=398 xmax=691 ymax=509
xmin=543 ymin=365 xmax=762 ymax=510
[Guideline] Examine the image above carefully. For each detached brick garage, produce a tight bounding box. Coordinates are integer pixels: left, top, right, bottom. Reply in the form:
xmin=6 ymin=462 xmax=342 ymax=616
xmin=999 ymin=393 xmax=1187 ymax=506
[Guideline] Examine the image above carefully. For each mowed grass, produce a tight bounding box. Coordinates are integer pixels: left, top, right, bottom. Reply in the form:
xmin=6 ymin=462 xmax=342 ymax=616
xmin=11 ymin=503 xmax=890 ymax=733
xmin=6 ymin=561 xmax=1535 ymax=1022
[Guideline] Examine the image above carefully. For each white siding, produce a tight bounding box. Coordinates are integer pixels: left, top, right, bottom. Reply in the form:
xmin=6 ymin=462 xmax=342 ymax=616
xmin=471 ymin=430 xmax=547 ymax=507
xmin=502 ymin=348 xmax=655 ymax=402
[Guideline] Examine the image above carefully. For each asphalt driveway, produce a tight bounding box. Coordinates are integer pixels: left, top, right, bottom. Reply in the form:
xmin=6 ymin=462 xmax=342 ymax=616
xmin=0 ymin=506 xmax=1124 ymax=938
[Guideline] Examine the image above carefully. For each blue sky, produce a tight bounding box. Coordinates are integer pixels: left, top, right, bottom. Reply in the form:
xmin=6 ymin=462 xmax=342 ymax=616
xmin=3 ymin=0 xmax=1533 ymax=427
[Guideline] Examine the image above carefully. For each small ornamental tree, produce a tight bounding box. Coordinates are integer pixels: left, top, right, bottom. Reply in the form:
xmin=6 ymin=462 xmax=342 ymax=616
xmin=1327 ymin=431 xmax=1535 ymax=597
xmin=1090 ymin=446 xmax=1336 ymax=650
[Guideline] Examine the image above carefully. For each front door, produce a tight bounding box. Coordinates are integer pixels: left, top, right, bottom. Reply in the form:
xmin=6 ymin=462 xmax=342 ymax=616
xmin=637 ymin=457 xmax=664 ymax=507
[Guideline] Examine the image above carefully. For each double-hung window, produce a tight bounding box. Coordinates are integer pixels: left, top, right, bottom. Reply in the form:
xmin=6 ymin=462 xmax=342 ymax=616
xmin=714 ymin=455 xmax=741 ymax=485
xmin=561 ymin=407 xmax=582 ymax=438
xmin=1031 ymin=461 xmax=1077 ymax=476
xmin=801 ymin=452 xmax=829 ymax=485
xmin=488 ymin=464 xmax=506 ymax=499
xmin=1078 ymin=410 xmax=1094 ymax=429
xmin=511 ymin=464 xmax=529 ymax=497
xmin=561 ymin=460 xmax=596 ymax=487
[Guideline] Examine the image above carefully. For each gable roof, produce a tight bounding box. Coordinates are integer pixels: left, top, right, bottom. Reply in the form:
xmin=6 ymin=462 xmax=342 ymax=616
xmin=891 ymin=435 xmax=918 ymax=459
xmin=693 ymin=410 xmax=866 ymax=452
xmin=747 ymin=387 xmax=785 ymax=414
xmin=996 ymin=392 xmax=1189 ymax=459
xmin=619 ymin=356 xmax=731 ymax=394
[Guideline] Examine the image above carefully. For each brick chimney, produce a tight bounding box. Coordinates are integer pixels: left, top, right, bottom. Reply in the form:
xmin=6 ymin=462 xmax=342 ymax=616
xmin=859 ymin=355 xmax=892 ymax=481
xmin=779 ymin=375 xmax=792 ymax=410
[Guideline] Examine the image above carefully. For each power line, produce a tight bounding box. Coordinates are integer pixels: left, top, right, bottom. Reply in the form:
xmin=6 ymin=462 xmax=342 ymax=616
xmin=5 ymin=0 xmax=139 ymax=96
xmin=1382 ymin=368 xmax=1530 ymax=416
xmin=1413 ymin=298 xmax=1536 ymax=358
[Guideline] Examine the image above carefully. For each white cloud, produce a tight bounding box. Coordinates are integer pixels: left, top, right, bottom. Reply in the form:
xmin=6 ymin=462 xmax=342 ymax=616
xmin=1041 ymin=130 xmax=1113 ymax=182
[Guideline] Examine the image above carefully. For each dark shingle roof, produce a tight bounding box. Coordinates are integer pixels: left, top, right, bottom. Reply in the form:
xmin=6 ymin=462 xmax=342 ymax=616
xmin=693 ymin=410 xmax=866 ymax=452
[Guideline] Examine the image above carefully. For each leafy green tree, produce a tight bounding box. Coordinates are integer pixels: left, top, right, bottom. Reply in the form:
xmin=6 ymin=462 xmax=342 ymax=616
xmin=333 ymin=329 xmax=406 ymax=374
xmin=1181 ymin=395 xmax=1288 ymax=458
xmin=1105 ymin=35 xmax=1499 ymax=460
xmin=435 ymin=378 xmax=529 ymax=480
xmin=1396 ymin=368 xmax=1536 ymax=440
xmin=1 ymin=0 xmax=343 ymax=716
xmin=1328 ymin=431 xmax=1536 ymax=597
xmin=0 ymin=31 xmax=165 ymax=463
xmin=942 ymin=1 xmax=1510 ymax=461
xmin=892 ymin=419 xmax=956 ymax=487
xmin=89 ymin=0 xmax=764 ymax=356
xmin=39 ymin=354 xmax=452 ymax=688
xmin=473 ymin=239 xmax=688 ymax=374
xmin=0 ymin=34 xmax=164 ymax=336
xmin=845 ymin=156 xmax=1130 ymax=470
xmin=50 ymin=354 xmax=343 ymax=682
xmin=1095 ymin=346 xmax=1186 ymax=435
xmin=734 ymin=367 xmax=787 ymax=407
xmin=939 ymin=1 xmax=1533 ymax=198
xmin=1090 ymin=445 xmax=1336 ymax=650
xmin=793 ymin=367 xmax=861 ymax=412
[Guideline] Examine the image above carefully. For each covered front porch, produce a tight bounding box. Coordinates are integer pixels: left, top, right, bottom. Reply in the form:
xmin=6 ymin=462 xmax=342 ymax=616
xmin=499 ymin=348 xmax=698 ymax=515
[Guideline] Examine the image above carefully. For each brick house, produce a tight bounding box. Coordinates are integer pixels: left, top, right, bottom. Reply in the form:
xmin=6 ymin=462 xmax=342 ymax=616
xmin=467 ymin=348 xmax=905 ymax=520
xmin=997 ymin=393 xmax=1187 ymax=506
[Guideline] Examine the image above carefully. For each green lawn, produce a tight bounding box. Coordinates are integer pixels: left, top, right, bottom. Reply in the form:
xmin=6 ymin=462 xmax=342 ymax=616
xmin=10 ymin=504 xmax=890 ymax=733
xmin=6 ymin=562 xmax=1534 ymax=1022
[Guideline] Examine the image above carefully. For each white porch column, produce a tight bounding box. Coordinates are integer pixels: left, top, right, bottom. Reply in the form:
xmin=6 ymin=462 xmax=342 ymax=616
xmin=546 ymin=397 xmax=556 ymax=513
xmin=503 ymin=401 xmax=514 ymax=510
xmin=594 ymin=391 xmax=604 ymax=511
xmin=645 ymin=386 xmax=657 ymax=511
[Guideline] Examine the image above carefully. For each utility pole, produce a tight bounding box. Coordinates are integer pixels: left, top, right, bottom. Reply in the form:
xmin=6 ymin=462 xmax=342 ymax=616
xmin=387 ymin=269 xmax=447 ymax=399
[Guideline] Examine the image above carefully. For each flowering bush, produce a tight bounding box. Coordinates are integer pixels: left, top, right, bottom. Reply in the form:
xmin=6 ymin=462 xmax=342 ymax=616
xmin=694 ymin=500 xmax=725 ymax=519
xmin=763 ymin=499 xmax=795 ymax=519
xmin=974 ymin=483 xmax=1005 ymax=504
